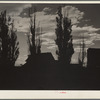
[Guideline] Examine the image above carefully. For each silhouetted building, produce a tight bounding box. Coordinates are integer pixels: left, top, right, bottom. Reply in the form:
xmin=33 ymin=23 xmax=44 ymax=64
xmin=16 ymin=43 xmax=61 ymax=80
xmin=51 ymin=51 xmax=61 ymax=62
xmin=25 ymin=52 xmax=55 ymax=66
xmin=36 ymin=53 xmax=55 ymax=64
xmin=87 ymin=48 xmax=100 ymax=67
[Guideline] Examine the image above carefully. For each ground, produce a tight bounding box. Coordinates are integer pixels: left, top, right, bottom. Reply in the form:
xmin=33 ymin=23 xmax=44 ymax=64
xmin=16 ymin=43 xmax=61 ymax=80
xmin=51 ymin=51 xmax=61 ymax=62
xmin=0 ymin=63 xmax=100 ymax=90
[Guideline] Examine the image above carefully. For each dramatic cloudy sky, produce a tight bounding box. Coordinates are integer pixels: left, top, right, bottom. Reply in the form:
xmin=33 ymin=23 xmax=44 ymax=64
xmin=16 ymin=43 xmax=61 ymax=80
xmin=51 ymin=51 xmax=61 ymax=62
xmin=1 ymin=3 xmax=100 ymax=65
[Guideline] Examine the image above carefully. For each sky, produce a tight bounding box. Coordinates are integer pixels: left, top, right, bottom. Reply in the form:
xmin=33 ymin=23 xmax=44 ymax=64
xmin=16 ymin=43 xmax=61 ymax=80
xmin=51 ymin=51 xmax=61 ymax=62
xmin=0 ymin=3 xmax=100 ymax=65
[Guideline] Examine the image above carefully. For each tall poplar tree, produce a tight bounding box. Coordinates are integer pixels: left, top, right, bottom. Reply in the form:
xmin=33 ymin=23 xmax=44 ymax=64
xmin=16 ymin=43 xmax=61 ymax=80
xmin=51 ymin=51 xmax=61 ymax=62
xmin=55 ymin=6 xmax=74 ymax=64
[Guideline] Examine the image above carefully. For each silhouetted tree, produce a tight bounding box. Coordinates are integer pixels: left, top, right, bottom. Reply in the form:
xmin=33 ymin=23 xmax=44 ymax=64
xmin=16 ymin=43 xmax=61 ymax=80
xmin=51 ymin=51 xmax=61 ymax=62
xmin=27 ymin=7 xmax=42 ymax=56
xmin=27 ymin=7 xmax=36 ymax=56
xmin=0 ymin=10 xmax=19 ymax=68
xmin=36 ymin=25 xmax=42 ymax=54
xmin=26 ymin=6 xmax=42 ymax=65
xmin=78 ymin=34 xmax=86 ymax=67
xmin=55 ymin=6 xmax=74 ymax=64
xmin=36 ymin=33 xmax=41 ymax=54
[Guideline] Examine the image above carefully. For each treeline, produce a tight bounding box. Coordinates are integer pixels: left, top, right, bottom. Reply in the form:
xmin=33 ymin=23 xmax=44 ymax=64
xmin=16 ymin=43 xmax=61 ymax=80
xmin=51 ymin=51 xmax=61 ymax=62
xmin=0 ymin=6 xmax=85 ymax=68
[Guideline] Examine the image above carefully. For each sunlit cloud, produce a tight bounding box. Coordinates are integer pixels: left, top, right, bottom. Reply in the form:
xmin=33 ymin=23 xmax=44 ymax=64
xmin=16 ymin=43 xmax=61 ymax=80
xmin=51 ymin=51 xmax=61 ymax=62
xmin=62 ymin=6 xmax=84 ymax=24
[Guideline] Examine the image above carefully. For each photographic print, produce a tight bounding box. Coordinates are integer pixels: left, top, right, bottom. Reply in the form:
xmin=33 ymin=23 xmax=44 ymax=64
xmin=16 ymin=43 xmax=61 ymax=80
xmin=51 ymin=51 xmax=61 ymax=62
xmin=0 ymin=1 xmax=100 ymax=90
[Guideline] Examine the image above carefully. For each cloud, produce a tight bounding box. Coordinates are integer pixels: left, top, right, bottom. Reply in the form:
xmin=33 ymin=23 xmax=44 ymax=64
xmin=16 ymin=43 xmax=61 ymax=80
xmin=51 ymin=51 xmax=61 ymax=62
xmin=72 ymin=25 xmax=100 ymax=33
xmin=13 ymin=9 xmax=56 ymax=32
xmin=74 ymin=47 xmax=88 ymax=53
xmin=41 ymin=24 xmax=100 ymax=51
xmin=0 ymin=4 xmax=31 ymax=32
xmin=41 ymin=32 xmax=56 ymax=39
xmin=8 ymin=5 xmax=85 ymax=34
xmin=94 ymin=34 xmax=100 ymax=41
xmin=33 ymin=11 xmax=56 ymax=32
xmin=72 ymin=25 xmax=100 ymax=47
xmin=13 ymin=16 xmax=30 ymax=32
xmin=71 ymin=24 xmax=100 ymax=64
xmin=35 ymin=6 xmax=85 ymax=49
xmin=62 ymin=6 xmax=84 ymax=24
xmin=43 ymin=7 xmax=51 ymax=15
xmin=47 ymin=45 xmax=57 ymax=49
xmin=11 ymin=5 xmax=85 ymax=33
xmin=8 ymin=4 xmax=32 ymax=16
xmin=41 ymin=37 xmax=55 ymax=46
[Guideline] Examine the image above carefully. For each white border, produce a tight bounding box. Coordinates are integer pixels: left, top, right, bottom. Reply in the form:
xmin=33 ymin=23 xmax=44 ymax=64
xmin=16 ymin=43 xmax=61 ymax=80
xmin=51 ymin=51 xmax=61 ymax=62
xmin=0 ymin=1 xmax=100 ymax=3
xmin=1 ymin=90 xmax=100 ymax=99
xmin=0 ymin=1 xmax=100 ymax=99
